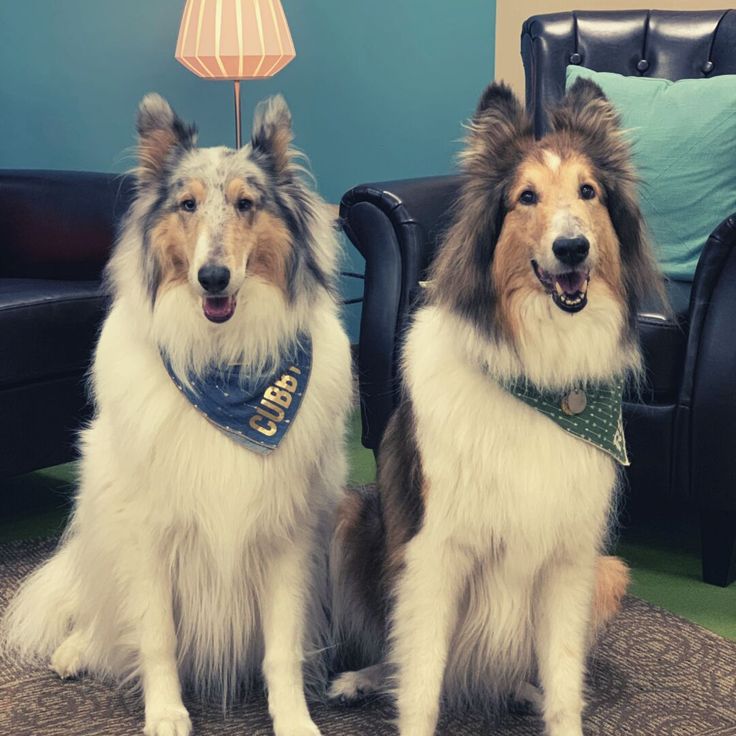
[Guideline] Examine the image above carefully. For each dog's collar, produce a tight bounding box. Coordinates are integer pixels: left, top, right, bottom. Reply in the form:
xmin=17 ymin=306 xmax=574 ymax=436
xmin=499 ymin=377 xmax=629 ymax=465
xmin=161 ymin=333 xmax=312 ymax=455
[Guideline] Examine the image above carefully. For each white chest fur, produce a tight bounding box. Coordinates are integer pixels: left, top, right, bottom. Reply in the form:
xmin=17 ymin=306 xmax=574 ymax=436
xmin=405 ymin=306 xmax=617 ymax=557
xmin=400 ymin=306 xmax=619 ymax=697
xmin=69 ymin=293 xmax=352 ymax=691
xmin=87 ymin=296 xmax=351 ymax=528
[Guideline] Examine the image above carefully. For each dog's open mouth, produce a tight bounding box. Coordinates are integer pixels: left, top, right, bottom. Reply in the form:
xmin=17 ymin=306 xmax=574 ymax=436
xmin=202 ymin=296 xmax=236 ymax=323
xmin=532 ymin=261 xmax=590 ymax=313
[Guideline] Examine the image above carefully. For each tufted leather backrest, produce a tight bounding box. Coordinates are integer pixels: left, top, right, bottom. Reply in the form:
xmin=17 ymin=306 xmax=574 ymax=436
xmin=521 ymin=9 xmax=736 ymax=135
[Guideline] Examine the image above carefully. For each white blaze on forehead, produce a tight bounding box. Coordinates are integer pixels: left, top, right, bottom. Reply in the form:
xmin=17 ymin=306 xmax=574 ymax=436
xmin=543 ymin=149 xmax=562 ymax=172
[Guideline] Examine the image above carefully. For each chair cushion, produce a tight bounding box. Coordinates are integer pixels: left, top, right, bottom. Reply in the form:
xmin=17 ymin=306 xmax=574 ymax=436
xmin=0 ymin=279 xmax=106 ymax=389
xmin=566 ymin=66 xmax=736 ymax=281
xmin=635 ymin=279 xmax=690 ymax=404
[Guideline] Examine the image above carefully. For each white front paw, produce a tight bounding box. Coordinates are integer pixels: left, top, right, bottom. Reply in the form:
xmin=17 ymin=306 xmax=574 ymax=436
xmin=547 ymin=728 xmax=583 ymax=736
xmin=49 ymin=641 xmax=83 ymax=680
xmin=545 ymin=713 xmax=583 ymax=736
xmin=144 ymin=706 xmax=192 ymax=736
xmin=329 ymin=671 xmax=364 ymax=701
xmin=273 ymin=718 xmax=321 ymax=736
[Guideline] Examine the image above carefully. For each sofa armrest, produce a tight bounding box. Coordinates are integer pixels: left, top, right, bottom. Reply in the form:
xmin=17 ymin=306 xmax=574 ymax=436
xmin=340 ymin=175 xmax=462 ymax=450
xmin=682 ymin=213 xmax=736 ymax=509
xmin=0 ymin=170 xmax=134 ymax=280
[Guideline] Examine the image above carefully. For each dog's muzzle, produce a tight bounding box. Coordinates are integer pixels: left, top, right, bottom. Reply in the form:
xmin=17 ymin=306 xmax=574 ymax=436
xmin=532 ymin=260 xmax=590 ymax=313
xmin=197 ymin=264 xmax=237 ymax=323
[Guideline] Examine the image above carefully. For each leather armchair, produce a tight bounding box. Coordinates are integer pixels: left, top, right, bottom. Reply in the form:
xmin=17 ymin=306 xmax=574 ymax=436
xmin=0 ymin=171 xmax=133 ymax=477
xmin=341 ymin=9 xmax=736 ymax=586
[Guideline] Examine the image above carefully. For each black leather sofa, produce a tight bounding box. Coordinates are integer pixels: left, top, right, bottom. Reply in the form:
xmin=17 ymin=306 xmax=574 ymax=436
xmin=341 ymin=9 xmax=736 ymax=586
xmin=0 ymin=171 xmax=133 ymax=478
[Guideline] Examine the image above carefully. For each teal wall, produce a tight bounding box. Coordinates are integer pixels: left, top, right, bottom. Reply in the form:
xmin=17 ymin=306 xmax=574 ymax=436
xmin=0 ymin=0 xmax=496 ymax=338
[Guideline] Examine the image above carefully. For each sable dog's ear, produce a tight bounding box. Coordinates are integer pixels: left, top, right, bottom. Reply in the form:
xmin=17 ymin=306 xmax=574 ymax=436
xmin=548 ymin=78 xmax=632 ymax=178
xmin=250 ymin=94 xmax=293 ymax=178
xmin=461 ymin=82 xmax=533 ymax=178
xmin=136 ymin=94 xmax=197 ymax=184
xmin=550 ymin=78 xmax=667 ymax=332
xmin=548 ymin=78 xmax=620 ymax=141
xmin=429 ymin=82 xmax=532 ymax=334
xmin=475 ymin=81 xmax=528 ymax=121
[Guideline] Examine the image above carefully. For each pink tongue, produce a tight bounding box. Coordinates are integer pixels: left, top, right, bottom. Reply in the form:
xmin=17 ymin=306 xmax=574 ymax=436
xmin=556 ymin=271 xmax=587 ymax=295
xmin=203 ymin=296 xmax=236 ymax=323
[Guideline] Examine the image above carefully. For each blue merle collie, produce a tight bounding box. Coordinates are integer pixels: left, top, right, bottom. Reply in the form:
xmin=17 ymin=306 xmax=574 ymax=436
xmin=4 ymin=94 xmax=352 ymax=736
xmin=330 ymin=80 xmax=663 ymax=736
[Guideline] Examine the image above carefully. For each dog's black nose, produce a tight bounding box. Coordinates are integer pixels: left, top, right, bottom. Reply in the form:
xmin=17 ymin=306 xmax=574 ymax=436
xmin=552 ymin=236 xmax=590 ymax=266
xmin=198 ymin=264 xmax=230 ymax=293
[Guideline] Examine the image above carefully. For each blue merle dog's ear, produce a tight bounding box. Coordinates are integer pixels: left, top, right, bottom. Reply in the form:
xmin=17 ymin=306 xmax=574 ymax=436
xmin=250 ymin=95 xmax=293 ymax=178
xmin=136 ymin=93 xmax=197 ymax=184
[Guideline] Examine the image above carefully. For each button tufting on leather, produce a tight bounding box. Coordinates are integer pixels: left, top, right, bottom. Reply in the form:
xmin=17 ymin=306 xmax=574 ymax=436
xmin=637 ymin=59 xmax=650 ymax=72
xmin=703 ymin=60 xmax=714 ymax=74
xmin=569 ymin=52 xmax=582 ymax=64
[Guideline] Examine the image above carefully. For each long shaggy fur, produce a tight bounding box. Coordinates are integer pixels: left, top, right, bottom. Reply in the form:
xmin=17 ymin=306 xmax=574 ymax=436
xmin=429 ymin=83 xmax=534 ymax=338
xmin=4 ymin=94 xmax=352 ymax=736
xmin=331 ymin=80 xmax=661 ymax=736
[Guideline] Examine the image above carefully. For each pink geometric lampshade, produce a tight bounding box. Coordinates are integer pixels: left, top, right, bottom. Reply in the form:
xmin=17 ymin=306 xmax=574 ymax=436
xmin=175 ymin=0 xmax=296 ymax=80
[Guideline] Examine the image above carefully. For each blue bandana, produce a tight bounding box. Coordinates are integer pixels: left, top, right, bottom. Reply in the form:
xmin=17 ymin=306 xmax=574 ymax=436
xmin=162 ymin=334 xmax=312 ymax=455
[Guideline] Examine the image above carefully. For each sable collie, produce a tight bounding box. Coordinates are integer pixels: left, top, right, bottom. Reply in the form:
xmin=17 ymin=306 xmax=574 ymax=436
xmin=4 ymin=95 xmax=352 ymax=736
xmin=330 ymin=80 xmax=662 ymax=736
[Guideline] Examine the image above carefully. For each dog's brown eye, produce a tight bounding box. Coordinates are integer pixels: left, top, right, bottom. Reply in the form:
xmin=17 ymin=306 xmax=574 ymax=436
xmin=580 ymin=184 xmax=596 ymax=200
xmin=519 ymin=190 xmax=538 ymax=206
xmin=180 ymin=199 xmax=197 ymax=213
xmin=237 ymin=198 xmax=253 ymax=212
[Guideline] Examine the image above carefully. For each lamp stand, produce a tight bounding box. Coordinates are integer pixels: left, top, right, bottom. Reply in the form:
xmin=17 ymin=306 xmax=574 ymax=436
xmin=234 ymin=80 xmax=243 ymax=149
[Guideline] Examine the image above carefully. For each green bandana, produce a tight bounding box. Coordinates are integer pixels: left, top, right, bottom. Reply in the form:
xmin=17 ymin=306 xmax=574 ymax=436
xmin=501 ymin=378 xmax=629 ymax=465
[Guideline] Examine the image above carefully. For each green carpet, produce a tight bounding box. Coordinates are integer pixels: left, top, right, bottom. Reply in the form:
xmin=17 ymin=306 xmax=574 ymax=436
xmin=617 ymin=525 xmax=736 ymax=641
xmin=2 ymin=411 xmax=734 ymax=640
xmin=346 ymin=410 xmax=377 ymax=485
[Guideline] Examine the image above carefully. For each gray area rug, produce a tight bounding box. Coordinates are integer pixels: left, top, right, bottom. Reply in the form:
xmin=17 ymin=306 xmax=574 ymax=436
xmin=1 ymin=537 xmax=735 ymax=736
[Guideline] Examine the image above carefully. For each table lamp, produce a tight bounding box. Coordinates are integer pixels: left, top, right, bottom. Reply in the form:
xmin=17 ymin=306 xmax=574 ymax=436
xmin=175 ymin=0 xmax=296 ymax=148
